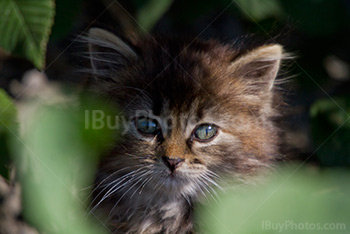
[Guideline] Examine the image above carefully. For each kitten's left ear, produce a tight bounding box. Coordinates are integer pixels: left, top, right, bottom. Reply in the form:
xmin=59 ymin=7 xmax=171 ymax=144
xmin=87 ymin=28 xmax=138 ymax=77
xmin=229 ymin=44 xmax=284 ymax=93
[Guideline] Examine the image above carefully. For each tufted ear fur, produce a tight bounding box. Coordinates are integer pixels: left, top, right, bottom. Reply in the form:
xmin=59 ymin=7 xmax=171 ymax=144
xmin=87 ymin=28 xmax=138 ymax=77
xmin=229 ymin=44 xmax=284 ymax=94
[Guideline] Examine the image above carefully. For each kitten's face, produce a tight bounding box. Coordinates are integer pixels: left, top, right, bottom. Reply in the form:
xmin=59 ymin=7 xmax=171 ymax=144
xmin=88 ymin=28 xmax=285 ymax=202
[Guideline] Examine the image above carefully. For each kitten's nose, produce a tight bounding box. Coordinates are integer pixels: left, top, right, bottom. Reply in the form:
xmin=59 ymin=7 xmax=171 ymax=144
xmin=162 ymin=156 xmax=184 ymax=173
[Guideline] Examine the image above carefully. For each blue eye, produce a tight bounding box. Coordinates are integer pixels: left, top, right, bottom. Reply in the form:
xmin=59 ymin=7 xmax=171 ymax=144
xmin=136 ymin=117 xmax=159 ymax=135
xmin=194 ymin=124 xmax=218 ymax=141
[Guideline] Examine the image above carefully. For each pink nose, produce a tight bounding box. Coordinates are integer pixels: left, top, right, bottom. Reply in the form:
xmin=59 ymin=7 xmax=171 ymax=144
xmin=162 ymin=156 xmax=184 ymax=172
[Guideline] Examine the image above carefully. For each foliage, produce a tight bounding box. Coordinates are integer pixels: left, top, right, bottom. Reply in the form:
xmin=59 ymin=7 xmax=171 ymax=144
xmin=311 ymin=96 xmax=350 ymax=167
xmin=0 ymin=89 xmax=18 ymax=179
xmin=11 ymin=92 xmax=118 ymax=234
xmin=0 ymin=89 xmax=17 ymax=134
xmin=135 ymin=0 xmax=173 ymax=32
xmin=196 ymin=166 xmax=350 ymax=234
xmin=234 ymin=0 xmax=284 ymax=21
xmin=0 ymin=0 xmax=55 ymax=69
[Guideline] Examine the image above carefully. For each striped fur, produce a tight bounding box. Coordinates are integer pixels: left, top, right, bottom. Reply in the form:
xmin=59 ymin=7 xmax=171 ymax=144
xmin=86 ymin=28 xmax=288 ymax=233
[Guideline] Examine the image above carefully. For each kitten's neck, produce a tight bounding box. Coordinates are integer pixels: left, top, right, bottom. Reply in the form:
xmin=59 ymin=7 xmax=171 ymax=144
xmin=107 ymin=192 xmax=194 ymax=233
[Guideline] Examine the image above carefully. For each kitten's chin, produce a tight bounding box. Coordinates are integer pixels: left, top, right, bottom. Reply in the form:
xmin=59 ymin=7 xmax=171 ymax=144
xmin=155 ymin=173 xmax=202 ymax=199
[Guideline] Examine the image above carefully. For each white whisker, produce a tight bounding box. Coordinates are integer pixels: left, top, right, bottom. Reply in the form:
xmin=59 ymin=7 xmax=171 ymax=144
xmin=85 ymin=166 xmax=137 ymax=202
xmin=88 ymin=167 xmax=149 ymax=215
xmin=108 ymin=170 xmax=152 ymax=217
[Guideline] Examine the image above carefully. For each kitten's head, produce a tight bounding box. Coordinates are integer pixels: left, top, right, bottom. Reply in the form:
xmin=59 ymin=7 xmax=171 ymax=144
xmin=87 ymin=28 xmax=287 ymax=201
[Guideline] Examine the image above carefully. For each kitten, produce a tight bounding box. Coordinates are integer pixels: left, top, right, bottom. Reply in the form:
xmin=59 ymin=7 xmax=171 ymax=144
xmin=86 ymin=28 xmax=287 ymax=233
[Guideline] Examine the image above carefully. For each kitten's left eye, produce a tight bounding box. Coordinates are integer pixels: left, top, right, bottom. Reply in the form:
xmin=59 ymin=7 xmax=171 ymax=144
xmin=136 ymin=117 xmax=160 ymax=136
xmin=193 ymin=124 xmax=218 ymax=142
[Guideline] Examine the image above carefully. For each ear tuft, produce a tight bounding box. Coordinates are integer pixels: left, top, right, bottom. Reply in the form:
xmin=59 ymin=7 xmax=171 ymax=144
xmin=230 ymin=44 xmax=285 ymax=93
xmin=87 ymin=28 xmax=138 ymax=77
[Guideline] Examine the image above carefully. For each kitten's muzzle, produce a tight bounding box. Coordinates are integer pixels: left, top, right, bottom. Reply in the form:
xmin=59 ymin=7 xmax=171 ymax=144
xmin=162 ymin=156 xmax=184 ymax=173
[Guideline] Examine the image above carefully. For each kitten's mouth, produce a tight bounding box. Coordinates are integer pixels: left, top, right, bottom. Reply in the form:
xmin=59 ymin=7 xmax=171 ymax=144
xmin=160 ymin=171 xmax=198 ymax=193
xmin=159 ymin=169 xmax=188 ymax=185
xmin=160 ymin=178 xmax=190 ymax=195
xmin=164 ymin=171 xmax=184 ymax=181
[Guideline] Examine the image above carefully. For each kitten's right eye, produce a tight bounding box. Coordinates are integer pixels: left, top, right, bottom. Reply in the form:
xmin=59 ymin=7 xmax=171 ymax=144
xmin=193 ymin=124 xmax=218 ymax=142
xmin=135 ymin=117 xmax=160 ymax=136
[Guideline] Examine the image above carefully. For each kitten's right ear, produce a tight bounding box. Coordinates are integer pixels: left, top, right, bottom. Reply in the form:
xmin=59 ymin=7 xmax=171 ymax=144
xmin=228 ymin=44 xmax=285 ymax=94
xmin=87 ymin=28 xmax=138 ymax=76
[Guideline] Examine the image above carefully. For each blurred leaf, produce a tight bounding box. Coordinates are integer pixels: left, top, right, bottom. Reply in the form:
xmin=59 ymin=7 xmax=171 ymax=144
xmin=12 ymin=93 xmax=118 ymax=234
xmin=78 ymin=92 xmax=120 ymax=154
xmin=0 ymin=89 xmax=17 ymax=133
xmin=0 ymin=134 xmax=11 ymax=179
xmin=310 ymin=96 xmax=350 ymax=167
xmin=136 ymin=0 xmax=174 ymax=32
xmin=0 ymin=0 xmax=55 ymax=69
xmin=50 ymin=0 xmax=82 ymax=40
xmin=196 ymin=166 xmax=350 ymax=234
xmin=234 ymin=0 xmax=284 ymax=21
xmin=0 ymin=89 xmax=17 ymax=179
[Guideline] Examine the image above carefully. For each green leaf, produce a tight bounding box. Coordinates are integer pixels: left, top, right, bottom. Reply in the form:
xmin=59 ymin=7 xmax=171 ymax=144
xmin=0 ymin=0 xmax=55 ymax=69
xmin=310 ymin=96 xmax=350 ymax=167
xmin=0 ymin=89 xmax=17 ymax=133
xmin=0 ymin=88 xmax=17 ymax=179
xmin=136 ymin=0 xmax=173 ymax=32
xmin=196 ymin=166 xmax=350 ymax=234
xmin=234 ymin=0 xmax=284 ymax=21
xmin=12 ymin=92 xmax=117 ymax=234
